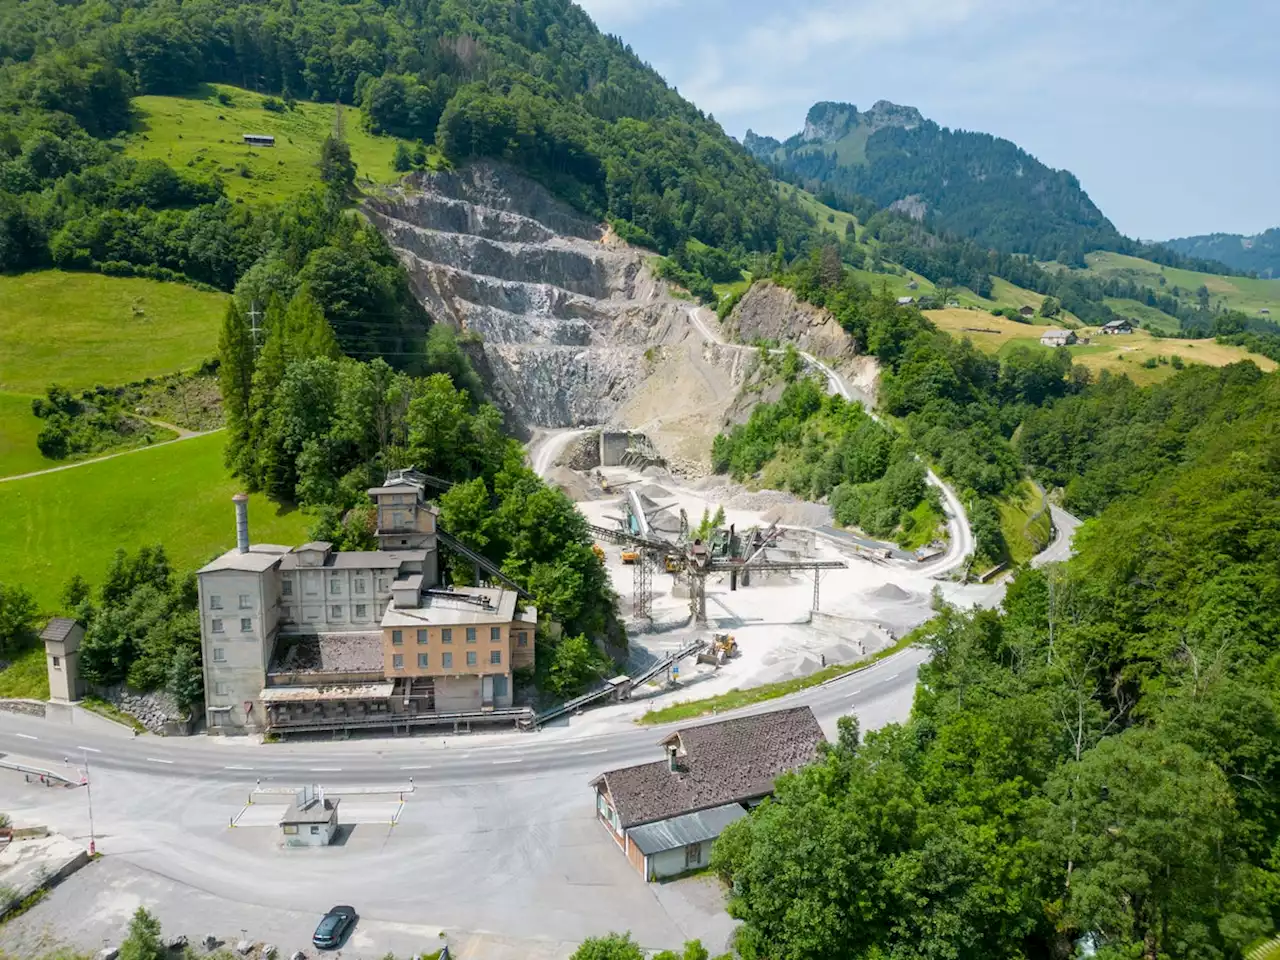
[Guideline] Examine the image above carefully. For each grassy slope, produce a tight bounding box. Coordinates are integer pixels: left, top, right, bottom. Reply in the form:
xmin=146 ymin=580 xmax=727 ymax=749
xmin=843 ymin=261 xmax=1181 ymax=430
xmin=127 ymin=82 xmax=411 ymax=204
xmin=925 ymin=307 xmax=1277 ymax=386
xmin=0 ymin=392 xmax=48 ymax=478
xmin=0 ymin=646 xmax=49 ymax=699
xmin=1103 ymin=297 xmax=1182 ymax=334
xmin=0 ymin=271 xmax=226 ymax=394
xmin=997 ymin=479 xmax=1052 ymax=565
xmin=1081 ymin=251 xmax=1280 ymax=317
xmin=0 ymin=432 xmax=309 ymax=612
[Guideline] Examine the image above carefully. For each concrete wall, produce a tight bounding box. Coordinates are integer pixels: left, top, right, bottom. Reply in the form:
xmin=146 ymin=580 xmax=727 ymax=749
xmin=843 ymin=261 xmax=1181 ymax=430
xmin=650 ymin=844 xmax=704 ymax=879
xmin=599 ymin=432 xmax=632 ymax=467
xmin=282 ymin=565 xmax=395 ymax=631
xmin=434 ymin=675 xmax=483 ymax=712
xmin=283 ymin=819 xmax=336 ymax=847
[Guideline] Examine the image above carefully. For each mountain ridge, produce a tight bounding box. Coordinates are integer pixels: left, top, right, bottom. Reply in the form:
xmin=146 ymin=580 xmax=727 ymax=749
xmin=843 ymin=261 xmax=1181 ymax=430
xmin=1164 ymin=228 xmax=1280 ymax=278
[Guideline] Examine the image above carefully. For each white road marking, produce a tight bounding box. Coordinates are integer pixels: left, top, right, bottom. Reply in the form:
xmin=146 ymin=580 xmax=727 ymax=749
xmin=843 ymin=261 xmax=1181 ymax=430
xmin=491 ymin=759 xmax=522 ymax=765
xmin=576 ymin=749 xmax=609 ymax=756
xmin=14 ymin=733 xmax=37 ymax=740
xmin=146 ymin=757 xmax=174 ymax=765
xmin=399 ymin=765 xmax=432 ymax=771
xmin=887 ymin=673 xmax=901 ymax=680
xmin=76 ymin=746 xmax=101 ymax=753
xmin=309 ymin=767 xmax=342 ymax=772
xmin=847 ymin=689 xmax=863 ymax=698
xmin=224 ymin=765 xmax=254 ymax=771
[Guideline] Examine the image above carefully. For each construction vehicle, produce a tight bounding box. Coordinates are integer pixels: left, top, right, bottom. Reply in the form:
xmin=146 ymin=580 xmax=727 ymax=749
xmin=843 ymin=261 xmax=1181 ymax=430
xmin=712 ymin=632 xmax=738 ymax=659
xmin=664 ymin=555 xmax=685 ymax=574
xmin=620 ymin=549 xmax=640 ymax=565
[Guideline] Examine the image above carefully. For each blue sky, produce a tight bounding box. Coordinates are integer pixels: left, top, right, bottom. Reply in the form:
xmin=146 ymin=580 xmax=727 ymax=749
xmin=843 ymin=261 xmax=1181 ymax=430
xmin=574 ymin=0 xmax=1278 ymax=240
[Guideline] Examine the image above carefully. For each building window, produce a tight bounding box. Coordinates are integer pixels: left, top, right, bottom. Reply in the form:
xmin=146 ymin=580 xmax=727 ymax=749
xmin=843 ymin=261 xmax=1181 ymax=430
xmin=238 ymin=594 xmax=251 ymax=609
xmin=377 ymin=578 xmax=389 ymax=593
xmin=209 ymin=595 xmax=223 ymax=610
xmin=213 ymin=647 xmax=226 ymax=663
xmin=211 ymin=618 xmax=224 ymax=633
xmin=282 ymin=580 xmax=293 ymax=597
xmin=466 ymin=651 xmax=477 ymax=666
xmin=283 ymin=825 xmax=298 ymax=835
xmin=282 ymin=607 xmax=295 ymax=622
xmin=418 ymin=653 xmax=428 ymax=668
xmin=354 ymin=578 xmax=367 ymax=594
xmin=417 ymin=629 xmax=427 ymax=644
xmin=392 ymin=629 xmax=403 ymax=645
xmin=685 ymin=842 xmax=703 ymax=868
xmin=330 ymin=605 xmax=343 ymax=619
xmin=441 ymin=628 xmax=452 ymax=644
xmin=329 ymin=578 xmax=341 ymax=595
xmin=355 ymin=604 xmax=368 ymax=619
xmin=490 ymin=626 xmax=501 ymax=641
xmin=490 ymin=650 xmax=502 ymax=665
xmin=240 ymin=618 xmax=252 ymax=633
xmin=518 ymin=631 xmax=529 ymax=647
xmin=311 ymin=825 xmax=320 ymax=836
xmin=215 ymin=681 xmax=229 ymax=696
xmin=442 ymin=652 xmax=453 ymax=669
xmin=466 ymin=627 xmax=476 ymax=643
xmin=305 ymin=578 xmax=318 ymax=596
xmin=52 ymin=656 xmax=60 ymax=668
xmin=392 ymin=654 xmax=404 ymax=670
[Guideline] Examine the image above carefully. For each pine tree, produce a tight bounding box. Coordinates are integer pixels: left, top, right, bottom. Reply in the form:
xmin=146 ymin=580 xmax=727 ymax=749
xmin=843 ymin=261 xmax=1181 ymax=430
xmin=286 ymin=287 xmax=341 ymax=360
xmin=217 ymin=300 xmax=255 ymax=478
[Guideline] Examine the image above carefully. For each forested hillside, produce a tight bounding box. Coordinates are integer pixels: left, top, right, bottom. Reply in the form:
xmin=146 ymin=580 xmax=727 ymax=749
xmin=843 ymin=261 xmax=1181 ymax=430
xmin=1166 ymin=228 xmax=1280 ymax=278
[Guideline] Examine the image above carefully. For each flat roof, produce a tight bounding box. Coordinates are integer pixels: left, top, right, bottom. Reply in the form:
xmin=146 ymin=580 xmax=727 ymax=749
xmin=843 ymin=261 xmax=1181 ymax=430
xmin=198 ymin=545 xmax=288 ymax=574
xmin=279 ymin=549 xmax=428 ymax=572
xmin=381 ymin=586 xmax=522 ymax=628
xmin=270 ymin=632 xmax=384 ymax=674
xmin=260 ymin=682 xmax=394 ymax=703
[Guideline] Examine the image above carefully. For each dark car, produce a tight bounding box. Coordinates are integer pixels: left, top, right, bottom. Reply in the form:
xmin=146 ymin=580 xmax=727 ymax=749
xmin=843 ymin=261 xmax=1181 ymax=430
xmin=312 ymin=906 xmax=357 ymax=950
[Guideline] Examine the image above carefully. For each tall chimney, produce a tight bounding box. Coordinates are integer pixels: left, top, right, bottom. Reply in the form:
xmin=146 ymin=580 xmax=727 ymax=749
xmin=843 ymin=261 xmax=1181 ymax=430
xmin=233 ymin=493 xmax=250 ymax=554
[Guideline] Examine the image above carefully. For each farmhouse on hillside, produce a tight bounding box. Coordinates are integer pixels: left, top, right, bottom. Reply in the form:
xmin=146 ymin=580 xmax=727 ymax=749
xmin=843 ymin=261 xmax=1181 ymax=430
xmin=1019 ymin=305 xmax=1036 ymax=319
xmin=1039 ymin=329 xmax=1077 ymax=347
xmin=1099 ymin=318 xmax=1134 ymax=335
xmin=896 ymin=296 xmax=915 ymax=306
xmin=590 ymin=706 xmax=826 ymax=881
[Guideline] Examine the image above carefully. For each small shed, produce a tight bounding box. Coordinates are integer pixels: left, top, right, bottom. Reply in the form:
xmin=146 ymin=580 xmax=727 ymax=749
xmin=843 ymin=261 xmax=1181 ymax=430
xmin=1099 ymin=318 xmax=1134 ymax=335
xmin=1019 ymin=305 xmax=1037 ymax=318
xmin=628 ymin=803 xmax=748 ymax=879
xmin=242 ymin=134 xmax=275 ymax=147
xmin=280 ymin=786 xmax=339 ymax=847
xmin=41 ymin=618 xmax=85 ymax=702
xmin=896 ymin=296 xmax=915 ymax=306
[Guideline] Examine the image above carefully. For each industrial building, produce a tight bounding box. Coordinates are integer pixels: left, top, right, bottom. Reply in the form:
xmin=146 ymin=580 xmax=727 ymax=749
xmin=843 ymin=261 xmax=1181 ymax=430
xmin=198 ymin=471 xmax=535 ymax=735
xmin=590 ymin=706 xmax=826 ymax=880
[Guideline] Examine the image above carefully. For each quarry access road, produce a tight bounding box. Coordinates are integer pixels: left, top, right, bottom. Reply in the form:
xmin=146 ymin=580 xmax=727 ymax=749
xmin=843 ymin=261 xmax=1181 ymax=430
xmin=686 ymin=306 xmax=974 ymax=577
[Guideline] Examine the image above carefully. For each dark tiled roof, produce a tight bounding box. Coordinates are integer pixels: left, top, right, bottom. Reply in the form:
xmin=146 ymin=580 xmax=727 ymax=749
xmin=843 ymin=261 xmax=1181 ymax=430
xmin=40 ymin=618 xmax=78 ymax=642
xmin=593 ymin=706 xmax=825 ymax=828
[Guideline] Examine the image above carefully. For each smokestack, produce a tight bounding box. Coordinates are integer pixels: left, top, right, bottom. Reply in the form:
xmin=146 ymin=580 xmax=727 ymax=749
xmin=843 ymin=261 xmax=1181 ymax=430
xmin=667 ymin=744 xmax=679 ymax=773
xmin=233 ymin=493 xmax=250 ymax=554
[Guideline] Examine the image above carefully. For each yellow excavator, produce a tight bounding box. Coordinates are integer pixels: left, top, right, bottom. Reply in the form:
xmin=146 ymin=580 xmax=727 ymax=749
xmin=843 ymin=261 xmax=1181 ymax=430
xmin=620 ymin=549 xmax=640 ymax=565
xmin=712 ymin=632 xmax=738 ymax=658
xmin=664 ymin=555 xmax=686 ymax=574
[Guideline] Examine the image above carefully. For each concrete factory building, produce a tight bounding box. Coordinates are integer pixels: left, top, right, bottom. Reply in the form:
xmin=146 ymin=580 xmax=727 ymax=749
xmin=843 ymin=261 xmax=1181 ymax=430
xmin=591 ymin=706 xmax=826 ymax=880
xmin=198 ymin=471 xmax=535 ymax=734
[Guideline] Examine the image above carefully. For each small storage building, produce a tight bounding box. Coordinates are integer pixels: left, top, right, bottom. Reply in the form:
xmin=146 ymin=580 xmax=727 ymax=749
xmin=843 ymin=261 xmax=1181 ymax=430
xmin=590 ymin=705 xmax=825 ymax=881
xmin=280 ymin=787 xmax=339 ymax=847
xmin=243 ymin=134 xmax=275 ymax=147
xmin=1040 ymin=329 xmax=1077 ymax=347
xmin=42 ymin=618 xmax=85 ymax=702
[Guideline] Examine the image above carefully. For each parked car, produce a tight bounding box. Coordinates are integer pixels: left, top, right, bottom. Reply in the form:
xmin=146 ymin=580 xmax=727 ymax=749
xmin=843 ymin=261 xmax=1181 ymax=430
xmin=312 ymin=906 xmax=357 ymax=949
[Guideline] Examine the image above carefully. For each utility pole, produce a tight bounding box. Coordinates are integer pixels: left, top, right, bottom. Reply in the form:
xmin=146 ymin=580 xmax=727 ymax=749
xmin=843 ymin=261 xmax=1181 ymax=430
xmin=248 ymin=301 xmax=263 ymax=354
xmin=66 ymin=750 xmax=96 ymax=855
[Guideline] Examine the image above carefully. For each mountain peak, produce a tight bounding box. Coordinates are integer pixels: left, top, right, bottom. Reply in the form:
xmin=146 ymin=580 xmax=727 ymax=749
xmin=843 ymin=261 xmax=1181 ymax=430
xmin=801 ymin=100 xmax=924 ymax=143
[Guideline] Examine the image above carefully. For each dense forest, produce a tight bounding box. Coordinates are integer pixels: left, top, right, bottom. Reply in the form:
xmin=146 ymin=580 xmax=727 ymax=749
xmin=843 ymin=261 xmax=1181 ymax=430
xmin=713 ymin=356 xmax=1280 ymax=960
xmin=1166 ymin=227 xmax=1280 ymax=279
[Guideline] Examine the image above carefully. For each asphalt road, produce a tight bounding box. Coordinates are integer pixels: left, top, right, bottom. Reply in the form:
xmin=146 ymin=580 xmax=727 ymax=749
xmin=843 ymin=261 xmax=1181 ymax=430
xmin=1032 ymin=504 xmax=1083 ymax=567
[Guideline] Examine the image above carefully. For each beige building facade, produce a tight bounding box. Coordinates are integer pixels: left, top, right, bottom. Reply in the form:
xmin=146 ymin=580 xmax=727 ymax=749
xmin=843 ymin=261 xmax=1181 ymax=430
xmin=41 ymin=618 xmax=85 ymax=702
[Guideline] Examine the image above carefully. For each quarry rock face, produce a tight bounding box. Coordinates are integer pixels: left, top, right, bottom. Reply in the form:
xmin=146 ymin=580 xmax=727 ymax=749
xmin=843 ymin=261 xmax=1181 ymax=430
xmin=365 ymin=164 xmax=688 ymax=430
xmin=725 ymin=279 xmax=859 ymax=361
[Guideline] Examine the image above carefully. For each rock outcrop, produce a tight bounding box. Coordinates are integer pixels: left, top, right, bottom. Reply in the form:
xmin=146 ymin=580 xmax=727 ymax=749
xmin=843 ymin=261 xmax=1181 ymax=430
xmin=725 ymin=280 xmax=858 ymax=361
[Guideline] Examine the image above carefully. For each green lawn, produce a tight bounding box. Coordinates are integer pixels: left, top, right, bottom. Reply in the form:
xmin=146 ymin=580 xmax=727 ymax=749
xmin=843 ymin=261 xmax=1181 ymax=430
xmin=0 ymin=392 xmax=49 ymax=479
xmin=1082 ymin=251 xmax=1280 ymax=318
xmin=0 ymin=432 xmax=310 ymax=612
xmin=127 ymin=82 xmax=420 ymax=204
xmin=780 ymin=183 xmax=862 ymax=241
xmin=0 ymin=271 xmax=226 ymax=394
